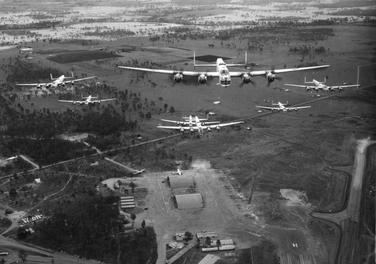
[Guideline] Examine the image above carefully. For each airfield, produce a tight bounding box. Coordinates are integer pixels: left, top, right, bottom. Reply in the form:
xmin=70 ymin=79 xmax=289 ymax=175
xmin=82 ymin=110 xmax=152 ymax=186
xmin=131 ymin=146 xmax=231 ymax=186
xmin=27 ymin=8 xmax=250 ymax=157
xmin=0 ymin=2 xmax=375 ymax=264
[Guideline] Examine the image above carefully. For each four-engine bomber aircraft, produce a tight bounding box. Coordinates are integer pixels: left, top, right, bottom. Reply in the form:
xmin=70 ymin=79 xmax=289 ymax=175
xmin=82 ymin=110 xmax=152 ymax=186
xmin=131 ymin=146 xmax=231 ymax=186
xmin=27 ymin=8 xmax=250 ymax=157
xmin=284 ymin=77 xmax=359 ymax=91
xmin=118 ymin=52 xmax=330 ymax=87
xmin=161 ymin=115 xmax=220 ymax=126
xmin=16 ymin=72 xmax=96 ymax=88
xmin=256 ymin=102 xmax=311 ymax=112
xmin=158 ymin=116 xmax=244 ymax=135
xmin=58 ymin=95 xmax=116 ymax=105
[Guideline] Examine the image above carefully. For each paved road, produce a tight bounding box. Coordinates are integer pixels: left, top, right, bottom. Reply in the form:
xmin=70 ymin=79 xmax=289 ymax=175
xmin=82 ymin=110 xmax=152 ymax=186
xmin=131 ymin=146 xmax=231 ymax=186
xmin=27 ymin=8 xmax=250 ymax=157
xmin=0 ymin=133 xmax=181 ymax=180
xmin=312 ymin=138 xmax=375 ymax=264
xmin=312 ymin=138 xmax=375 ymax=223
xmin=19 ymin=155 xmax=39 ymax=169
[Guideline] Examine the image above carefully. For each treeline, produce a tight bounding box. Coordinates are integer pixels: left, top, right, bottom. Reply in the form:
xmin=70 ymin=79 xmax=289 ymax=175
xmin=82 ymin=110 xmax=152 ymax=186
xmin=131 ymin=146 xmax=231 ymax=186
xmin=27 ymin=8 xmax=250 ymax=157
xmin=155 ymin=23 xmax=334 ymax=45
xmin=4 ymin=106 xmax=137 ymax=138
xmin=5 ymin=58 xmax=61 ymax=83
xmin=25 ymin=193 xmax=157 ymax=264
xmin=289 ymin=45 xmax=327 ymax=56
xmin=0 ymin=21 xmax=60 ymax=30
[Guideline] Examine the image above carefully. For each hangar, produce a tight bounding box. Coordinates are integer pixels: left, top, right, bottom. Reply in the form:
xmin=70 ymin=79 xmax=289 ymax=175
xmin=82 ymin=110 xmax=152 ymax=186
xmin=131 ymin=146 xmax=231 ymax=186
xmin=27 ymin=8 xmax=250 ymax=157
xmin=174 ymin=193 xmax=203 ymax=209
xmin=167 ymin=175 xmax=196 ymax=189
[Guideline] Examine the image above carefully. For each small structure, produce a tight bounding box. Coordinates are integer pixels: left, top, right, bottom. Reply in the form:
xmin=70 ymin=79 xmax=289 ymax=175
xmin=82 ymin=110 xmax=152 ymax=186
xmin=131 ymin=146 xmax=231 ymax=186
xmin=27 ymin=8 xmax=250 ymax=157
xmin=20 ymin=214 xmax=44 ymax=225
xmin=120 ymin=196 xmax=135 ymax=209
xmin=175 ymin=232 xmax=186 ymax=242
xmin=174 ymin=193 xmax=203 ymax=209
xmin=34 ymin=178 xmax=41 ymax=184
xmin=201 ymin=238 xmax=236 ymax=252
xmin=196 ymin=232 xmax=218 ymax=247
xmin=168 ymin=241 xmax=184 ymax=249
xmin=58 ymin=133 xmax=90 ymax=142
xmin=198 ymin=254 xmax=220 ymax=264
xmin=19 ymin=47 xmax=33 ymax=53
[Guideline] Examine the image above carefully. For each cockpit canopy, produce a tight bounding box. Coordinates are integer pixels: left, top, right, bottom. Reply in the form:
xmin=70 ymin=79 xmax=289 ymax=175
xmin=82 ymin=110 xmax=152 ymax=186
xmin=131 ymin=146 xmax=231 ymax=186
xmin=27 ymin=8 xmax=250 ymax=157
xmin=220 ymin=69 xmax=229 ymax=75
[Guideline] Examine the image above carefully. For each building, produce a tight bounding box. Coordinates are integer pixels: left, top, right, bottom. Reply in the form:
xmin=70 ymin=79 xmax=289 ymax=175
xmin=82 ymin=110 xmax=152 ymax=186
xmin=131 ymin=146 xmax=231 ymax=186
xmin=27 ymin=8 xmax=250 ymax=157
xmin=58 ymin=133 xmax=90 ymax=142
xmin=174 ymin=193 xmax=203 ymax=209
xmin=167 ymin=175 xmax=195 ymax=189
xmin=120 ymin=196 xmax=135 ymax=209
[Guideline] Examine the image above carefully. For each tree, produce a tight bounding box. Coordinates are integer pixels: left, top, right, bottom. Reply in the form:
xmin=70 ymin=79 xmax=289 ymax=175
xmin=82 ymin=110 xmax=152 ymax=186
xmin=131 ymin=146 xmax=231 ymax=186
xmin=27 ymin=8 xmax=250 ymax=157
xmin=18 ymin=249 xmax=27 ymax=263
xmin=184 ymin=231 xmax=193 ymax=241
xmin=216 ymin=239 xmax=221 ymax=250
xmin=205 ymin=236 xmax=211 ymax=247
xmin=130 ymin=213 xmax=136 ymax=228
xmin=9 ymin=188 xmax=17 ymax=200
xmin=129 ymin=181 xmax=136 ymax=194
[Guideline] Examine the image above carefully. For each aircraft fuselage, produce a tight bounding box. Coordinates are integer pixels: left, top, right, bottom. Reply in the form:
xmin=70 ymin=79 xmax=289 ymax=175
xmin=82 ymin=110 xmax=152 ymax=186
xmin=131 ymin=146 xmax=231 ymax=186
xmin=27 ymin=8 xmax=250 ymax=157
xmin=216 ymin=58 xmax=231 ymax=86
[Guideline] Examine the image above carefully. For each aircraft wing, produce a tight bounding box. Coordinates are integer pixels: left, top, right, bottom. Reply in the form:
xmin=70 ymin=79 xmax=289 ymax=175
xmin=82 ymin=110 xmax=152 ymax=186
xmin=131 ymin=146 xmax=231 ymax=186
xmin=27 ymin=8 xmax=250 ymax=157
xmin=67 ymin=76 xmax=97 ymax=83
xmin=58 ymin=100 xmax=80 ymax=103
xmin=230 ymin=65 xmax=329 ymax=77
xmin=204 ymin=121 xmax=244 ymax=129
xmin=250 ymin=65 xmax=330 ymax=76
xmin=161 ymin=119 xmax=188 ymax=124
xmin=329 ymin=84 xmax=360 ymax=89
xmin=16 ymin=82 xmax=48 ymax=86
xmin=118 ymin=66 xmax=219 ymax=77
xmin=157 ymin=125 xmax=188 ymax=130
xmin=118 ymin=66 xmax=199 ymax=76
xmin=286 ymin=106 xmax=311 ymax=110
xmin=202 ymin=121 xmax=221 ymax=125
xmin=99 ymin=98 xmax=116 ymax=102
xmin=256 ymin=106 xmax=280 ymax=110
xmin=229 ymin=72 xmax=247 ymax=77
xmin=283 ymin=83 xmax=309 ymax=88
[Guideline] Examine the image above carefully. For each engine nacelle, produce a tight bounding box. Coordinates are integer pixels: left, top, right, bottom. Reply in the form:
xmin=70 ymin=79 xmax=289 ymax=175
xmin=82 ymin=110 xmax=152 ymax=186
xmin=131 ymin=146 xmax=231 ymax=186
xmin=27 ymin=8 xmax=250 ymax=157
xmin=266 ymin=72 xmax=276 ymax=82
xmin=242 ymin=73 xmax=252 ymax=83
xmin=198 ymin=74 xmax=207 ymax=84
xmin=180 ymin=127 xmax=184 ymax=132
xmin=173 ymin=73 xmax=183 ymax=82
xmin=216 ymin=126 xmax=220 ymax=130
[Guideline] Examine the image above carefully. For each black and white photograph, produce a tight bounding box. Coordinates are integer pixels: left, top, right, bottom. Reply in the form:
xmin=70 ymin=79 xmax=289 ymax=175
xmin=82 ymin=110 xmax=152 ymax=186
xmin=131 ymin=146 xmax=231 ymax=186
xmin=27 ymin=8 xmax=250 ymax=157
xmin=0 ymin=0 xmax=375 ymax=263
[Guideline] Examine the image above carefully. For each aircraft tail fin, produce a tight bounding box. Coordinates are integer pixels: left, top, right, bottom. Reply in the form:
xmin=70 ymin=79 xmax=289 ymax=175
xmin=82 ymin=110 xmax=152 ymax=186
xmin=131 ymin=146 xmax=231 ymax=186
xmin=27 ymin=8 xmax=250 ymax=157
xmin=304 ymin=76 xmax=314 ymax=84
xmin=193 ymin=51 xmax=195 ymax=69
xmin=50 ymin=73 xmax=56 ymax=80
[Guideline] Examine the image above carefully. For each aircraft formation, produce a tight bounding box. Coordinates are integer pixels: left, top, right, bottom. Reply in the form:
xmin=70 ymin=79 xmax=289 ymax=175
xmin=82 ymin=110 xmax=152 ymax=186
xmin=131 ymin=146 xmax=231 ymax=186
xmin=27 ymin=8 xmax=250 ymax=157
xmin=14 ymin=51 xmax=360 ymax=135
